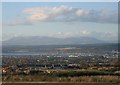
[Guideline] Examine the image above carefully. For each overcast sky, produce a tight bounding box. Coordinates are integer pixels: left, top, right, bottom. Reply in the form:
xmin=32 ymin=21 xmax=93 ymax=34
xmin=2 ymin=2 xmax=118 ymax=42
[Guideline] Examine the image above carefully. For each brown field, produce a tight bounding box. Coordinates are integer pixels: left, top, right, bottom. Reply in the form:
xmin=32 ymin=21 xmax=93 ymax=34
xmin=2 ymin=82 xmax=119 ymax=85
xmin=3 ymin=75 xmax=120 ymax=83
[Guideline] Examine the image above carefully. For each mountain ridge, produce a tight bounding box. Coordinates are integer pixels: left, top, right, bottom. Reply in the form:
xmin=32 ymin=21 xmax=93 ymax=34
xmin=2 ymin=36 xmax=107 ymax=45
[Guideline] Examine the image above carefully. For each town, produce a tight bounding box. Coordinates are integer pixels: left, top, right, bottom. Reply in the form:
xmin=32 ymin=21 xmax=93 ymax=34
xmin=1 ymin=44 xmax=120 ymax=82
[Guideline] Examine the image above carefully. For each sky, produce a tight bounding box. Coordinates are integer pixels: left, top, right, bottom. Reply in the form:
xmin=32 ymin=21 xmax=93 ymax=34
xmin=2 ymin=2 xmax=118 ymax=42
xmin=1 ymin=0 xmax=119 ymax=2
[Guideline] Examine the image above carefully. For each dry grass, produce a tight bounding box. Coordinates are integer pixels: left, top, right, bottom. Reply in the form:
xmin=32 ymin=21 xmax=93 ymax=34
xmin=2 ymin=75 xmax=120 ymax=83
xmin=2 ymin=82 xmax=119 ymax=85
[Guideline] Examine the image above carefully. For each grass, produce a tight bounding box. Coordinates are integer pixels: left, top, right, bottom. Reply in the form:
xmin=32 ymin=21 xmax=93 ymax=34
xmin=2 ymin=75 xmax=120 ymax=83
xmin=2 ymin=69 xmax=120 ymax=83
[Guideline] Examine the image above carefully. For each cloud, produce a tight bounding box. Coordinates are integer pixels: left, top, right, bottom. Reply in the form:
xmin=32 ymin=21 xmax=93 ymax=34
xmin=23 ymin=6 xmax=117 ymax=23
xmin=80 ymin=9 xmax=118 ymax=23
xmin=54 ymin=30 xmax=92 ymax=38
xmin=23 ymin=5 xmax=76 ymax=22
xmin=81 ymin=30 xmax=91 ymax=35
xmin=5 ymin=5 xmax=117 ymax=26
xmin=4 ymin=18 xmax=32 ymax=26
xmin=2 ymin=33 xmax=18 ymax=41
xmin=53 ymin=31 xmax=118 ymax=42
xmin=75 ymin=9 xmax=89 ymax=16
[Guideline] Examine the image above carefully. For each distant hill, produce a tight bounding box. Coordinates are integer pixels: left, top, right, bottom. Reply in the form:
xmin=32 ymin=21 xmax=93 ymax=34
xmin=2 ymin=36 xmax=106 ymax=45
